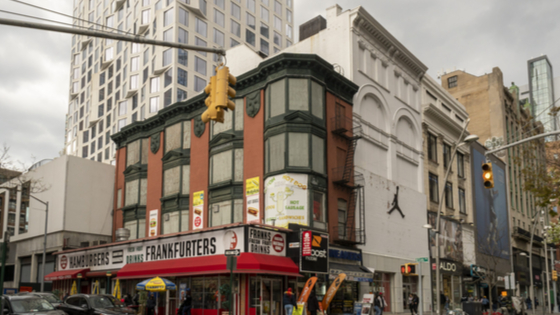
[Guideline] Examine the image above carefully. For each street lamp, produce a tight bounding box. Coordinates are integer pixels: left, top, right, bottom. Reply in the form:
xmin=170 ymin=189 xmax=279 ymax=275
xmin=433 ymin=119 xmax=478 ymax=315
xmin=523 ymin=210 xmax=546 ymax=315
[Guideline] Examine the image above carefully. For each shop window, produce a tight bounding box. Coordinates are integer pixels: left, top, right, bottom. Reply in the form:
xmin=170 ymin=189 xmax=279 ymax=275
xmin=209 ymin=199 xmax=243 ymax=227
xmin=312 ymin=191 xmax=326 ymax=230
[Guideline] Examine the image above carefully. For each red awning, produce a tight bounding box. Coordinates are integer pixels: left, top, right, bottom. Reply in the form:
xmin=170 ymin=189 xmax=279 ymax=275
xmin=85 ymin=270 xmax=120 ymax=278
xmin=44 ymin=268 xmax=89 ymax=281
xmin=117 ymin=253 xmax=301 ymax=279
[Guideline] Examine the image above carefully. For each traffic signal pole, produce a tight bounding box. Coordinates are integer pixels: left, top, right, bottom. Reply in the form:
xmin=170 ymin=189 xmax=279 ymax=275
xmin=485 ymin=130 xmax=560 ymax=156
xmin=0 ymin=17 xmax=226 ymax=55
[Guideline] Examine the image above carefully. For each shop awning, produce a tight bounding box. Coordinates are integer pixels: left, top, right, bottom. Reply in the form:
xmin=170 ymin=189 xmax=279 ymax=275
xmin=329 ymin=262 xmax=373 ymax=282
xmin=44 ymin=268 xmax=90 ymax=281
xmin=117 ymin=253 xmax=301 ymax=279
xmin=86 ymin=270 xmax=120 ymax=278
xmin=236 ymin=253 xmax=301 ymax=277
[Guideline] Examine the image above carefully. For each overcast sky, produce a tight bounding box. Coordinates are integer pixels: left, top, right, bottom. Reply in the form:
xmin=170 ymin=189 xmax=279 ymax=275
xmin=1 ymin=0 xmax=559 ymax=167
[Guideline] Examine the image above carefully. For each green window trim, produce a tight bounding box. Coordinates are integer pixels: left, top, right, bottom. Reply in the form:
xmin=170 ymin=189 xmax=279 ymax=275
xmin=265 ymin=77 xmax=325 ymax=123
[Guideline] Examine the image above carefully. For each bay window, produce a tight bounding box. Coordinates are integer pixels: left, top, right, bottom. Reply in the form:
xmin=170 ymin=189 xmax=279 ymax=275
xmin=265 ymin=132 xmax=325 ymax=175
xmin=267 ymin=78 xmax=324 ymax=120
xmin=209 ymin=200 xmax=243 ymax=227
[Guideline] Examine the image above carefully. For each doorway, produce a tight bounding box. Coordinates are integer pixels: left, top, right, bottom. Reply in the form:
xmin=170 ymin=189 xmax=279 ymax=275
xmin=250 ymin=277 xmax=282 ymax=315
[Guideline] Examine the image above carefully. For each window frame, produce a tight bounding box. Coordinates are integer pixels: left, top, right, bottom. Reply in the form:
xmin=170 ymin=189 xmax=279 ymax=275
xmin=445 ymin=182 xmax=453 ymax=209
xmin=427 ymin=133 xmax=438 ymax=163
xmin=429 ymin=172 xmax=439 ymax=203
xmin=265 ymin=78 xmax=325 ymax=121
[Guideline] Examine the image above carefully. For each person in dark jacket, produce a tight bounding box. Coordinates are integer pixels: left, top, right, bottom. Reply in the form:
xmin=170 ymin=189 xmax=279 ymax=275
xmin=307 ymin=290 xmax=320 ymax=315
xmin=283 ymin=288 xmax=297 ymax=315
xmin=124 ymin=294 xmax=133 ymax=306
xmin=180 ymin=289 xmax=193 ymax=315
xmin=147 ymin=294 xmax=157 ymax=315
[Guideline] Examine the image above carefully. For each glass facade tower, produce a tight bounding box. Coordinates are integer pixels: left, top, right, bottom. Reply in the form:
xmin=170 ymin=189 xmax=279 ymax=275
xmin=528 ymin=56 xmax=556 ymax=135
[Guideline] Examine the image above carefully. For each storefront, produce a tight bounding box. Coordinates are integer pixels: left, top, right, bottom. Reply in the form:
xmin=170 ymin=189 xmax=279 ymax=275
xmin=46 ymin=225 xmax=302 ymax=315
xmin=432 ymin=259 xmax=463 ymax=309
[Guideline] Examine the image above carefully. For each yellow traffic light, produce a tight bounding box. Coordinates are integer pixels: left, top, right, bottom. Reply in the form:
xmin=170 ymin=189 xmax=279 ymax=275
xmin=216 ymin=65 xmax=237 ymax=112
xmin=553 ymin=270 xmax=558 ymax=281
xmin=482 ymin=162 xmax=494 ymax=189
xmin=201 ymin=64 xmax=237 ymax=124
xmin=202 ymin=75 xmax=221 ymax=123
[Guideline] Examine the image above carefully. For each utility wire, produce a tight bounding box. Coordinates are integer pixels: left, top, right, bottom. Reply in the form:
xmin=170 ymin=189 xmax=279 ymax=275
xmin=9 ymin=0 xmax=129 ymax=35
xmin=0 ymin=9 xmax=81 ymax=29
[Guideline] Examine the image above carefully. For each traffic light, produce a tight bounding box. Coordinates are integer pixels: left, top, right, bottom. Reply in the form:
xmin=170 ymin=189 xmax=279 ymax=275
xmin=400 ymin=263 xmax=417 ymax=276
xmin=482 ymin=162 xmax=494 ymax=189
xmin=201 ymin=65 xmax=237 ymax=123
xmin=553 ymin=270 xmax=558 ymax=281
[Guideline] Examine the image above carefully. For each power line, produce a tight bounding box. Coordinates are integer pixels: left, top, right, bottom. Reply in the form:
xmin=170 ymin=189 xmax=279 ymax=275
xmin=9 ymin=0 xmax=129 ymax=35
xmin=0 ymin=9 xmax=82 ymax=30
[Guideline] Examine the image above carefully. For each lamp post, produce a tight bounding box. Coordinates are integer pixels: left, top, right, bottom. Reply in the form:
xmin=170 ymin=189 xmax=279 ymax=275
xmin=544 ymin=229 xmax=552 ymax=314
xmin=522 ymin=210 xmax=545 ymax=315
xmin=26 ymin=195 xmax=48 ymax=292
xmin=433 ymin=119 xmax=478 ymax=315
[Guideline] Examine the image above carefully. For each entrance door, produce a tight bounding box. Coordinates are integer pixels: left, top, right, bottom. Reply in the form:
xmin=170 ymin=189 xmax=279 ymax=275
xmin=402 ymin=284 xmax=412 ymax=310
xmin=261 ymin=279 xmax=283 ymax=315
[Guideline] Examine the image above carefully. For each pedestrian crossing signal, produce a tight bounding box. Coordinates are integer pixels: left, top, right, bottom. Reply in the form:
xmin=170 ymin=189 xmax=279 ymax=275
xmin=401 ymin=263 xmax=417 ymax=276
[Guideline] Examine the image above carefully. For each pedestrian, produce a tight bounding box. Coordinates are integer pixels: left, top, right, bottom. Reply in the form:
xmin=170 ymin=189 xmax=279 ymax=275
xmin=63 ymin=292 xmax=70 ymax=301
xmin=481 ymin=296 xmax=489 ymax=312
xmin=440 ymin=292 xmax=447 ymax=313
xmin=147 ymin=294 xmax=156 ymax=315
xmin=412 ymin=294 xmax=419 ymax=315
xmin=181 ymin=289 xmax=192 ymax=315
xmin=374 ymin=293 xmax=382 ymax=315
xmin=124 ymin=294 xmax=133 ymax=306
xmin=408 ymin=294 xmax=415 ymax=315
xmin=535 ymin=297 xmax=539 ymax=310
xmin=307 ymin=290 xmax=320 ymax=315
xmin=376 ymin=292 xmax=387 ymax=315
xmin=283 ymin=288 xmax=297 ymax=315
xmin=526 ymin=297 xmax=532 ymax=310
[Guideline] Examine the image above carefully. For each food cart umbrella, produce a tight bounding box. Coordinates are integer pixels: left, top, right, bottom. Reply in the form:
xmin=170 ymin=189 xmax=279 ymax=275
xmin=136 ymin=277 xmax=176 ymax=292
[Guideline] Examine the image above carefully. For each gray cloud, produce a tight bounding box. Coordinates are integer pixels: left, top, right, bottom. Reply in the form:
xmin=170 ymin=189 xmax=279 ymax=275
xmin=2 ymin=0 xmax=560 ymax=166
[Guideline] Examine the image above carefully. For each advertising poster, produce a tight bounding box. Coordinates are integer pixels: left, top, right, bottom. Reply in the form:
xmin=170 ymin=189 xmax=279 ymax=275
xmin=323 ymin=273 xmax=346 ymax=310
xmin=302 ymin=231 xmax=312 ymax=256
xmin=471 ymin=144 xmax=510 ymax=259
xmin=353 ymin=303 xmax=363 ymax=315
xmin=246 ymin=177 xmax=260 ymax=223
xmin=180 ymin=283 xmax=187 ymax=302
xmin=264 ymin=173 xmax=308 ymax=228
xmin=148 ymin=210 xmax=158 ymax=237
xmin=361 ymin=304 xmax=372 ymax=315
xmin=300 ymin=231 xmax=329 ymax=274
xmin=193 ymin=190 xmax=204 ymax=230
xmin=427 ymin=213 xmax=463 ymax=261
xmin=247 ymin=227 xmax=286 ymax=256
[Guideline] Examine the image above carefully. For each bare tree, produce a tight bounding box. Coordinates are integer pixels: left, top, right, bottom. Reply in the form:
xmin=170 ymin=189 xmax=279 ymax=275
xmin=0 ymin=143 xmax=50 ymax=193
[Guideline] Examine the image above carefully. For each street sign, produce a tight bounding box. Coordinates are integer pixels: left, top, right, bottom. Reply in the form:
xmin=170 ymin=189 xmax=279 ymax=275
xmin=225 ymin=249 xmax=240 ymax=256
xmin=416 ymin=257 xmax=429 ymax=263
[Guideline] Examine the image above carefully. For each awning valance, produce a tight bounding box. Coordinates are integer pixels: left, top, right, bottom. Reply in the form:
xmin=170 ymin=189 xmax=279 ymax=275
xmin=45 ymin=268 xmax=90 ymax=281
xmin=329 ymin=262 xmax=373 ymax=282
xmin=117 ymin=253 xmax=301 ymax=279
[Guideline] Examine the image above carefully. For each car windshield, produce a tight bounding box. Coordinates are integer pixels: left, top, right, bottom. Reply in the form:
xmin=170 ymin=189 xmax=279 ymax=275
xmin=107 ymin=297 xmax=126 ymax=308
xmin=89 ymin=296 xmax=117 ymax=309
xmin=11 ymin=299 xmax=55 ymax=313
xmin=41 ymin=294 xmax=61 ymax=304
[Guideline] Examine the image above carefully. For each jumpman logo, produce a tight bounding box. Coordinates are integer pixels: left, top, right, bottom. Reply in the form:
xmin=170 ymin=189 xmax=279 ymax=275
xmin=387 ymin=186 xmax=405 ymax=218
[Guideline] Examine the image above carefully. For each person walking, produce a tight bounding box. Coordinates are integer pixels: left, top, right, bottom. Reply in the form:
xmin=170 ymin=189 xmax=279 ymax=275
xmin=535 ymin=297 xmax=539 ymax=310
xmin=124 ymin=294 xmax=133 ymax=306
xmin=180 ymin=289 xmax=192 ymax=315
xmin=374 ymin=293 xmax=382 ymax=315
xmin=283 ymin=288 xmax=297 ymax=315
xmin=412 ymin=294 xmax=419 ymax=315
xmin=408 ymin=294 xmax=415 ymax=315
xmin=376 ymin=293 xmax=387 ymax=315
xmin=481 ymin=296 xmax=489 ymax=312
xmin=147 ymin=294 xmax=157 ymax=315
xmin=307 ymin=290 xmax=320 ymax=315
xmin=526 ymin=297 xmax=532 ymax=310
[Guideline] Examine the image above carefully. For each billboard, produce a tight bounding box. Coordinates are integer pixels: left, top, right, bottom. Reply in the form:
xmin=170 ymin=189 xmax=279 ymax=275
xmin=428 ymin=213 xmax=463 ymax=261
xmin=471 ymin=143 xmax=510 ymax=259
xmin=264 ymin=173 xmax=309 ymax=228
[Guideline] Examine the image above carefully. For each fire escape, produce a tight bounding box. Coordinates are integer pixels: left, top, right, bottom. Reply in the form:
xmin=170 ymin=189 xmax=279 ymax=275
xmin=331 ymin=114 xmax=366 ymax=246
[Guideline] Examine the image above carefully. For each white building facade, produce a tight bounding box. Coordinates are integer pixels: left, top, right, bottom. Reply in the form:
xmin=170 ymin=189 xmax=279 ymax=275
xmin=284 ymin=5 xmax=431 ymax=313
xmin=63 ymin=0 xmax=294 ymax=165
xmin=0 ymin=155 xmax=114 ymax=291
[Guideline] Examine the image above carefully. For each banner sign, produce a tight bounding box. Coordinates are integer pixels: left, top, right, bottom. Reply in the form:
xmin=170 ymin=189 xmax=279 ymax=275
xmin=148 ymin=210 xmax=158 ymax=237
xmin=297 ymin=276 xmax=318 ymax=304
xmin=193 ymin=190 xmax=204 ymax=230
xmin=57 ymin=227 xmax=245 ymax=271
xmin=247 ymin=227 xmax=286 ymax=256
xmin=246 ymin=177 xmax=260 ymax=223
xmin=302 ymin=231 xmax=312 ymax=256
xmin=323 ymin=273 xmax=346 ymax=310
xmin=300 ymin=230 xmax=329 ymax=274
xmin=264 ymin=173 xmax=309 ymax=228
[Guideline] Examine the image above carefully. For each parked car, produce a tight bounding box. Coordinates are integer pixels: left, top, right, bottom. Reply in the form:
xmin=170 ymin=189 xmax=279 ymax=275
xmin=16 ymin=293 xmax=63 ymax=308
xmin=58 ymin=294 xmax=135 ymax=315
xmin=1 ymin=295 xmax=66 ymax=315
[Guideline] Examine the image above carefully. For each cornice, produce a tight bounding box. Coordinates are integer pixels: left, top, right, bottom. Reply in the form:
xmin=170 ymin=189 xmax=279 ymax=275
xmin=352 ymin=8 xmax=427 ymax=81
xmin=422 ymin=102 xmax=464 ymax=137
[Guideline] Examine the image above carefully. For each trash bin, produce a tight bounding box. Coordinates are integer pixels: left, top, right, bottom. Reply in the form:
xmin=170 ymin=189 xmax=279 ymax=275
xmin=463 ymin=302 xmax=482 ymax=315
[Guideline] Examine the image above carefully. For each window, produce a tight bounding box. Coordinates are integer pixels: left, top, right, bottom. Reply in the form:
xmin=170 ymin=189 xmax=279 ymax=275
xmin=443 ymin=143 xmax=451 ymax=168
xmin=260 ymin=39 xmax=269 ymax=56
xmin=231 ymin=20 xmax=241 ymax=37
xmin=200 ymin=0 xmax=207 ymax=15
xmin=286 ymin=24 xmax=292 ymax=39
xmin=448 ymin=75 xmax=458 ymax=88
xmin=274 ymin=16 xmax=281 ymax=30
xmin=266 ymin=133 xmax=284 ymax=172
xmin=177 ymin=89 xmax=187 ymax=102
xmin=286 ymin=9 xmax=292 ymax=23
xmin=231 ymin=3 xmax=240 ymax=19
xmin=338 ymin=199 xmax=347 ymax=238
xmin=163 ymin=49 xmax=172 ymax=66
xmin=214 ymin=9 xmax=225 ymax=27
xmin=195 ymin=37 xmax=207 ymax=56
xmin=178 ymin=28 xmax=188 ymax=43
xmin=164 ymin=89 xmax=172 ymax=107
xmin=179 ymin=7 xmax=188 ymax=26
xmin=130 ymin=74 xmax=139 ymax=89
xmin=457 ymin=153 xmax=465 ymax=178
xmin=261 ymin=6 xmax=269 ymax=22
xmin=131 ymin=56 xmax=139 ymax=71
xmin=313 ymin=192 xmax=326 ymax=230
xmin=210 ymin=200 xmax=243 ymax=227
xmin=150 ymin=97 xmax=159 ymax=113
xmin=260 ymin=23 xmax=269 ymax=38
xmin=247 ymin=13 xmax=255 ymax=29
xmin=246 ymin=30 xmax=255 ymax=46
xmin=230 ymin=38 xmax=240 ymax=47
xmin=210 ymin=150 xmax=232 ymax=184
xmin=164 ymin=69 xmax=173 ymax=87
xmin=195 ymin=56 xmax=207 ymax=75
xmin=247 ymin=0 xmax=255 ymax=12
xmin=141 ymin=9 xmax=150 ymax=24
xmin=273 ymin=31 xmax=281 ymax=46
xmin=428 ymin=133 xmax=437 ymax=162
xmin=119 ymin=101 xmax=127 ymax=116
xmin=178 ymin=68 xmax=188 ymax=87
xmin=445 ymin=182 xmax=453 ymax=209
xmin=164 ymin=8 xmax=173 ymax=26
xmin=164 ymin=28 xmax=173 ymax=41
xmin=429 ymin=173 xmax=438 ymax=203
xmin=459 ymin=188 xmax=466 ymax=214
xmin=214 ymin=29 xmax=224 ymax=46
xmin=195 ymin=18 xmax=207 ymax=37
xmin=118 ymin=118 xmax=127 ymax=131
xmin=127 ymin=139 xmax=149 ymax=166
xmin=150 ymin=77 xmax=160 ymax=93
xmin=178 ymin=50 xmax=188 ymax=66
xmin=194 ymin=76 xmax=206 ymax=92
